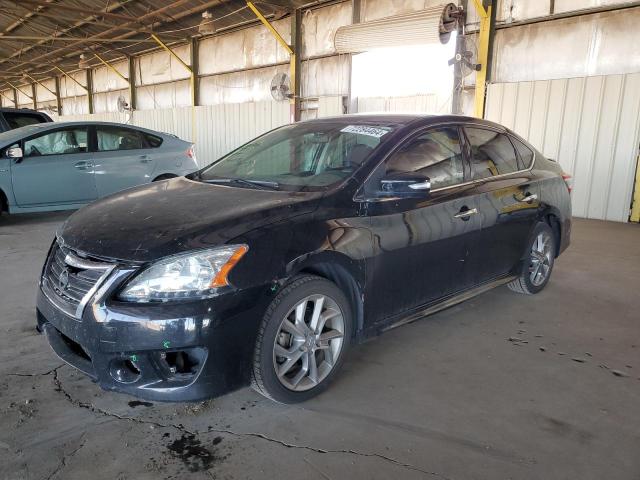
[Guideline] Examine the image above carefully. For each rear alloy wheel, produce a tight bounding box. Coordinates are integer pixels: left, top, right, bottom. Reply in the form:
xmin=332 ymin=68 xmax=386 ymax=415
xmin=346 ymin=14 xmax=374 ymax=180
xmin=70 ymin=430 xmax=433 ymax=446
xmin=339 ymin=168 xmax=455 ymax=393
xmin=508 ymin=222 xmax=556 ymax=295
xmin=252 ymin=275 xmax=352 ymax=403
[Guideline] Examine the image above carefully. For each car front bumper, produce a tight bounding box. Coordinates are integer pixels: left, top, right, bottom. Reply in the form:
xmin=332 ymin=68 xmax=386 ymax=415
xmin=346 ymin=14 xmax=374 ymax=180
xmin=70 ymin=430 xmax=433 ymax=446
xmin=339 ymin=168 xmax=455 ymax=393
xmin=36 ymin=279 xmax=270 ymax=402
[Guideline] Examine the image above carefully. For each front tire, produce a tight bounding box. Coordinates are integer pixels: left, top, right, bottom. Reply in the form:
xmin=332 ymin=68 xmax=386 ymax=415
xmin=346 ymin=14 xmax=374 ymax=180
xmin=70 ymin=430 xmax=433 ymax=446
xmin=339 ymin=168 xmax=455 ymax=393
xmin=251 ymin=275 xmax=352 ymax=403
xmin=508 ymin=222 xmax=556 ymax=295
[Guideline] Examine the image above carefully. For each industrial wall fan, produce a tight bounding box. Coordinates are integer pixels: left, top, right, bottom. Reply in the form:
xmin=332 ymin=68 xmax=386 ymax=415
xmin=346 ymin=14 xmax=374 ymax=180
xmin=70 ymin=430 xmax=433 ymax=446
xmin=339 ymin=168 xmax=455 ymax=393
xmin=270 ymin=73 xmax=291 ymax=101
xmin=448 ymin=35 xmax=480 ymax=77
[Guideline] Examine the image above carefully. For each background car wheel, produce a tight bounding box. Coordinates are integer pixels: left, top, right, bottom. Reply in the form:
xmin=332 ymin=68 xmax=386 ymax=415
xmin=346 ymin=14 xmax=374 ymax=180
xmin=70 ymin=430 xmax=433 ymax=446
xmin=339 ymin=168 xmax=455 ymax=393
xmin=251 ymin=274 xmax=352 ymax=404
xmin=507 ymin=222 xmax=556 ymax=295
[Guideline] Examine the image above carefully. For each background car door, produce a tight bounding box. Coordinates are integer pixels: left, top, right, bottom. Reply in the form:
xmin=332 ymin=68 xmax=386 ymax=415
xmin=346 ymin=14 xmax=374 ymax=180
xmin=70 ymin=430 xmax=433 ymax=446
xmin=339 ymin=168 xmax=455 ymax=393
xmin=92 ymin=126 xmax=155 ymax=196
xmin=363 ymin=126 xmax=481 ymax=323
xmin=462 ymin=127 xmax=540 ymax=284
xmin=11 ymin=126 xmax=97 ymax=206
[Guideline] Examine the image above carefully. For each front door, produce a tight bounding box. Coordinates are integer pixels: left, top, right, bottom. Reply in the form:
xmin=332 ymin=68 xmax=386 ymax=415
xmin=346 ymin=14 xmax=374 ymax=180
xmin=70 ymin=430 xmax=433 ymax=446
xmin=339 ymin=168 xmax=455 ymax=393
xmin=11 ymin=126 xmax=97 ymax=207
xmin=92 ymin=125 xmax=155 ymax=197
xmin=362 ymin=126 xmax=482 ymax=324
xmin=462 ymin=127 xmax=540 ymax=285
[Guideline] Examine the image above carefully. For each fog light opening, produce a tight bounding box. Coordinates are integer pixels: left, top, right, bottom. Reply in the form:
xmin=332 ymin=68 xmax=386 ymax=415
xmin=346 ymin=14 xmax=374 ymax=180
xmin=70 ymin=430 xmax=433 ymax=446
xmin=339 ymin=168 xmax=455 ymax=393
xmin=164 ymin=351 xmax=199 ymax=375
xmin=109 ymin=358 xmax=141 ymax=384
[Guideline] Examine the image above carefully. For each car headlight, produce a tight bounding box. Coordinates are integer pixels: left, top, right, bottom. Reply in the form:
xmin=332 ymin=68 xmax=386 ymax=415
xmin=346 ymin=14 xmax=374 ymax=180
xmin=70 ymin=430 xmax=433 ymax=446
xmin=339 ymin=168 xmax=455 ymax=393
xmin=119 ymin=245 xmax=248 ymax=302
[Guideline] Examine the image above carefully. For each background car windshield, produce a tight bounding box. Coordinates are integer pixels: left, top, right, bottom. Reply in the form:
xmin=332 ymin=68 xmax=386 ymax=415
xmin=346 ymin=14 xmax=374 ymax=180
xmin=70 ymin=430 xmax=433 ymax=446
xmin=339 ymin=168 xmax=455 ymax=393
xmin=199 ymin=122 xmax=393 ymax=190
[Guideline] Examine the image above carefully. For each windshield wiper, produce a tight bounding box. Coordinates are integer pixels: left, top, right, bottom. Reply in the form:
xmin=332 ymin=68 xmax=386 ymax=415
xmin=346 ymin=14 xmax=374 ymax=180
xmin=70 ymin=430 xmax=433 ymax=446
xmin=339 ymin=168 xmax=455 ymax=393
xmin=202 ymin=177 xmax=280 ymax=190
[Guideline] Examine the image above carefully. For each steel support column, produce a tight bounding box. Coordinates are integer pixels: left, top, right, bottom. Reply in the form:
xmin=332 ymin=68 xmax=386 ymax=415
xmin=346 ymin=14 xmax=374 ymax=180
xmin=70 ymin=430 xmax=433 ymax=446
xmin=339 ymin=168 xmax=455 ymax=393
xmin=471 ymin=0 xmax=493 ymax=118
xmin=31 ymin=83 xmax=37 ymax=109
xmin=86 ymin=69 xmax=94 ymax=114
xmin=291 ymin=8 xmax=302 ymax=121
xmin=190 ymin=37 xmax=199 ymax=107
xmin=128 ymin=56 xmax=136 ymax=110
xmin=54 ymin=76 xmax=62 ymax=115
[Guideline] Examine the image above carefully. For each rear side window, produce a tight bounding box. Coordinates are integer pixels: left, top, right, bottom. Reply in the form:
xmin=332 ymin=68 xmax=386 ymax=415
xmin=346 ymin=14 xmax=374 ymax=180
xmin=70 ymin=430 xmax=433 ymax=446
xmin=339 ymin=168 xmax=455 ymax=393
xmin=511 ymin=136 xmax=535 ymax=169
xmin=144 ymin=133 xmax=163 ymax=148
xmin=97 ymin=127 xmax=144 ymax=151
xmin=465 ymin=127 xmax=519 ymax=179
xmin=4 ymin=112 xmax=47 ymax=129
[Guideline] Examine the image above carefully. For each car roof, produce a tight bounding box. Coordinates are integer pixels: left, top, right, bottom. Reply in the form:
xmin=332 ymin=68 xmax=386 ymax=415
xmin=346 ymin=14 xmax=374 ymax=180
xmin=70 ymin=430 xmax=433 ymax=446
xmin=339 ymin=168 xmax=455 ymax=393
xmin=0 ymin=107 xmax=49 ymax=114
xmin=0 ymin=120 xmax=186 ymax=149
xmin=304 ymin=113 xmax=507 ymax=130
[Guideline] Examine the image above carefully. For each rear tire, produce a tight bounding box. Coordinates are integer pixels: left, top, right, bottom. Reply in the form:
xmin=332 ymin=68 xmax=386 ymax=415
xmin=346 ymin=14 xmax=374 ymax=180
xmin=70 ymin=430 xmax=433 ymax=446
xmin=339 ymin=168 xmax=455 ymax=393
xmin=508 ymin=222 xmax=556 ymax=295
xmin=251 ymin=275 xmax=352 ymax=404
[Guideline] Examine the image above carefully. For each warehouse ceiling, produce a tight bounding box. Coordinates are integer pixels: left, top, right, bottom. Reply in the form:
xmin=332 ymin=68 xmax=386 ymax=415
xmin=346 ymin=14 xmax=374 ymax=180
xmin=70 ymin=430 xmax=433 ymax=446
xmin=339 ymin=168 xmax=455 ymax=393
xmin=0 ymin=0 xmax=312 ymax=88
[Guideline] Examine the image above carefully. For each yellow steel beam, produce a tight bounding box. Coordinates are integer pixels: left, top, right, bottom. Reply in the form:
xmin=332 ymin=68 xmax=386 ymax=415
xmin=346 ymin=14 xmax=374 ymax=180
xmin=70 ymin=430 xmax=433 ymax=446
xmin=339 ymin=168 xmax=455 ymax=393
xmin=630 ymin=153 xmax=640 ymax=222
xmin=247 ymin=1 xmax=297 ymax=121
xmin=93 ymin=53 xmax=129 ymax=83
xmin=23 ymin=73 xmax=57 ymax=98
xmin=246 ymin=2 xmax=293 ymax=55
xmin=472 ymin=1 xmax=491 ymax=118
xmin=6 ymin=81 xmax=33 ymax=100
xmin=150 ymin=33 xmax=195 ymax=107
xmin=53 ymin=65 xmax=88 ymax=92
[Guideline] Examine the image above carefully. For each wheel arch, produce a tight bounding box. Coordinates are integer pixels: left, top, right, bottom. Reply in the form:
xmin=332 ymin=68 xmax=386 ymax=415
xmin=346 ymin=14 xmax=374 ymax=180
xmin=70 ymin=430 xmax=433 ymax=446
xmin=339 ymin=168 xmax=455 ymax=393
xmin=539 ymin=208 xmax=562 ymax=257
xmin=152 ymin=173 xmax=178 ymax=182
xmin=0 ymin=187 xmax=7 ymax=213
xmin=286 ymin=252 xmax=365 ymax=341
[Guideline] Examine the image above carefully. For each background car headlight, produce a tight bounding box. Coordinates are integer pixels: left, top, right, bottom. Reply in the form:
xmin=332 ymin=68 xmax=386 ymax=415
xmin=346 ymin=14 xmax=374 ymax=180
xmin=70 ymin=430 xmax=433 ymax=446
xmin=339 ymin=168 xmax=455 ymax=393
xmin=119 ymin=245 xmax=248 ymax=302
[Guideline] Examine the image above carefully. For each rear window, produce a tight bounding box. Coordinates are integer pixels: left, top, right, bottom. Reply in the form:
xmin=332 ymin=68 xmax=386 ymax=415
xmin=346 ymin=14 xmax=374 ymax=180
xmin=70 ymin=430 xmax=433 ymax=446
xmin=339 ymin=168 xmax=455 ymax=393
xmin=145 ymin=133 xmax=163 ymax=148
xmin=3 ymin=112 xmax=48 ymax=130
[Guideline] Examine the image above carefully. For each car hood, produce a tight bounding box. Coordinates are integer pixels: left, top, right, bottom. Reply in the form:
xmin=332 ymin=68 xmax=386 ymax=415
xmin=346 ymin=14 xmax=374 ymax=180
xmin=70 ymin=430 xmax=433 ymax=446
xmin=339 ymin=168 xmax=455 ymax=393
xmin=58 ymin=177 xmax=323 ymax=263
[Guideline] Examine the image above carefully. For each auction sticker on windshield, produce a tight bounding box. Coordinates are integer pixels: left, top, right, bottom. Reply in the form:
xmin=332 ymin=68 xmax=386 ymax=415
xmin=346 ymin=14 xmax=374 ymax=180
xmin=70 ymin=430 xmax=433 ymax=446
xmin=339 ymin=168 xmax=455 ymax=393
xmin=340 ymin=125 xmax=391 ymax=138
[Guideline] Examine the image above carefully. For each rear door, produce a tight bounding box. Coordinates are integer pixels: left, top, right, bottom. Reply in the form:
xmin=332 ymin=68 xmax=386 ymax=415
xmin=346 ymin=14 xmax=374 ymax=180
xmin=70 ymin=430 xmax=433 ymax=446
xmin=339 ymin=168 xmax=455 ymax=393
xmin=363 ymin=125 xmax=481 ymax=322
xmin=462 ymin=126 xmax=540 ymax=284
xmin=92 ymin=125 xmax=155 ymax=197
xmin=11 ymin=126 xmax=97 ymax=206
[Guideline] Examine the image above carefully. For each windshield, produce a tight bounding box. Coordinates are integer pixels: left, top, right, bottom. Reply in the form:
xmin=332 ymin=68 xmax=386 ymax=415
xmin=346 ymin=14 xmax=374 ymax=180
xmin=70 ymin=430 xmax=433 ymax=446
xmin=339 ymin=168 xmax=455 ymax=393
xmin=198 ymin=122 xmax=395 ymax=191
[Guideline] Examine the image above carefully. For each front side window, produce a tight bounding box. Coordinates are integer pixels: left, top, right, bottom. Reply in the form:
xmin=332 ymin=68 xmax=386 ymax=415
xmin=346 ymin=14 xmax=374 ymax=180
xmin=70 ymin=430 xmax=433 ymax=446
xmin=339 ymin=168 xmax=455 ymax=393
xmin=465 ymin=128 xmax=519 ymax=179
xmin=97 ymin=127 xmax=144 ymax=151
xmin=199 ymin=122 xmax=394 ymax=191
xmin=23 ymin=128 xmax=88 ymax=157
xmin=384 ymin=127 xmax=464 ymax=190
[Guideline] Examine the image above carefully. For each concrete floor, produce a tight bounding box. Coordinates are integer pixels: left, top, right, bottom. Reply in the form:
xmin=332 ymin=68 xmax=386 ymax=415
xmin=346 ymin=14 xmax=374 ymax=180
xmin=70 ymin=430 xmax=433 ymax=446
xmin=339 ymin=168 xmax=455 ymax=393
xmin=0 ymin=212 xmax=639 ymax=480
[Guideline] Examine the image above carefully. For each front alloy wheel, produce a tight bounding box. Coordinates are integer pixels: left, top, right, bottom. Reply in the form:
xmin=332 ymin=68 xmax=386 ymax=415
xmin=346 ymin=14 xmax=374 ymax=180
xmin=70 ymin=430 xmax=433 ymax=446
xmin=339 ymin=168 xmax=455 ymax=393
xmin=273 ymin=294 xmax=345 ymax=391
xmin=252 ymin=275 xmax=352 ymax=403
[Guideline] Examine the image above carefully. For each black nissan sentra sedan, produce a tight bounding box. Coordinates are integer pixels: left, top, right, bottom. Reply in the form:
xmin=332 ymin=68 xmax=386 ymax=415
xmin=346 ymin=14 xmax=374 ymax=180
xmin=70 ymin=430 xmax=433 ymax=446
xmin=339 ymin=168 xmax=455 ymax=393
xmin=36 ymin=114 xmax=571 ymax=403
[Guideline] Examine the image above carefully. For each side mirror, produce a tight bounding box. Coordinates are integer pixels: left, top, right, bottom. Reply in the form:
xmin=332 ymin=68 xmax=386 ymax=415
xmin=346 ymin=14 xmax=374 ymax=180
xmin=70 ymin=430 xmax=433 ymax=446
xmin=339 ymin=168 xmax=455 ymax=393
xmin=6 ymin=146 xmax=23 ymax=160
xmin=379 ymin=172 xmax=431 ymax=198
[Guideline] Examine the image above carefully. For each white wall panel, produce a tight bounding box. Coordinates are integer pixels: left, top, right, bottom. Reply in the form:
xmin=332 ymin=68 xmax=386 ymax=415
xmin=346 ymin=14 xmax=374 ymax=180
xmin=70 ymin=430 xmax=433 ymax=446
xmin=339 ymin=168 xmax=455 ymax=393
xmin=135 ymin=44 xmax=190 ymax=86
xmin=303 ymin=3 xmax=352 ymax=57
xmin=93 ymin=89 xmax=130 ymax=114
xmin=486 ymin=74 xmax=640 ymax=222
xmin=492 ymin=7 xmax=640 ymax=82
xmin=301 ymin=56 xmax=350 ymax=98
xmin=136 ymin=80 xmax=191 ymax=110
xmin=59 ymin=71 xmax=87 ymax=98
xmin=361 ymin=0 xmax=447 ymax=22
xmin=198 ymin=19 xmax=291 ymax=76
xmin=357 ymin=94 xmax=445 ymax=113
xmin=93 ymin=61 xmax=129 ymax=93
xmin=35 ymin=78 xmax=56 ymax=102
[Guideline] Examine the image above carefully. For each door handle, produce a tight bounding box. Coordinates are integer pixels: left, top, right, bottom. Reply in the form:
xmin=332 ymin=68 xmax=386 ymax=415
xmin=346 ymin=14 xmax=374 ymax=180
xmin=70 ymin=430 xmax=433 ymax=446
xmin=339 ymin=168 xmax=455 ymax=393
xmin=519 ymin=193 xmax=538 ymax=203
xmin=74 ymin=161 xmax=94 ymax=170
xmin=454 ymin=207 xmax=478 ymax=219
xmin=140 ymin=155 xmax=152 ymax=163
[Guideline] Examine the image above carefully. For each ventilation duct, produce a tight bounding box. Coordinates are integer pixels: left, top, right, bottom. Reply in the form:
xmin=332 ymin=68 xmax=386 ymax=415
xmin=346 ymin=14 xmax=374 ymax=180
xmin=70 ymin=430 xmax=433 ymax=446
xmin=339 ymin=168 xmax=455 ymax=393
xmin=334 ymin=4 xmax=459 ymax=54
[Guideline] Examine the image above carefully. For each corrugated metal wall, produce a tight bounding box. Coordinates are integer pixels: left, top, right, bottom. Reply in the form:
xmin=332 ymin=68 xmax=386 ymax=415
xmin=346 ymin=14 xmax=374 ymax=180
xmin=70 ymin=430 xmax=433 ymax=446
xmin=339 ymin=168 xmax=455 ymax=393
xmin=59 ymin=101 xmax=290 ymax=167
xmin=486 ymin=74 xmax=640 ymax=222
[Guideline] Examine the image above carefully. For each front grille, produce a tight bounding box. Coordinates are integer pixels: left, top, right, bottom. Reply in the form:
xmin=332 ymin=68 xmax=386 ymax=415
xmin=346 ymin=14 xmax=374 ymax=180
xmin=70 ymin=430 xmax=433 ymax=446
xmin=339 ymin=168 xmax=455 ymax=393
xmin=42 ymin=241 xmax=113 ymax=318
